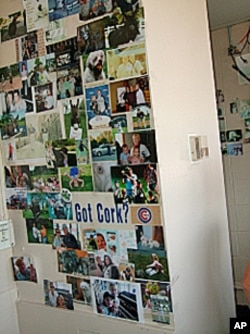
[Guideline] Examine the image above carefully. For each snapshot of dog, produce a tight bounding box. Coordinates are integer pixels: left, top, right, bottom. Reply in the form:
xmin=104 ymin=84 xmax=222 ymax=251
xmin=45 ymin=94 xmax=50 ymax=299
xmin=0 ymin=11 xmax=27 ymax=42
xmin=135 ymin=225 xmax=165 ymax=250
xmin=83 ymin=50 xmax=107 ymax=84
xmin=92 ymin=161 xmax=116 ymax=192
xmin=104 ymin=0 xmax=143 ymax=49
xmin=43 ymin=279 xmax=74 ymax=310
xmin=66 ymin=276 xmax=92 ymax=306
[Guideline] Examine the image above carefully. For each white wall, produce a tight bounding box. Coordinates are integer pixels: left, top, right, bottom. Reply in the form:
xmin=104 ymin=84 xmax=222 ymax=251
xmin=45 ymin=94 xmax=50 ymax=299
xmin=145 ymin=0 xmax=235 ymax=332
xmin=0 ymin=1 xmax=235 ymax=334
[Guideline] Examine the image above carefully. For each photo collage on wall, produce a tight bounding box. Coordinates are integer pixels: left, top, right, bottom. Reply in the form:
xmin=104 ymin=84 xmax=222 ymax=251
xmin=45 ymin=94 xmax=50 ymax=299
xmin=1 ymin=0 xmax=171 ymax=325
xmin=216 ymin=87 xmax=250 ymax=156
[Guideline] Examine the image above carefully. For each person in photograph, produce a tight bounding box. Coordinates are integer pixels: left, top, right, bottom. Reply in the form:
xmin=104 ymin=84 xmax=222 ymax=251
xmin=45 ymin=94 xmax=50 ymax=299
xmin=62 ymin=224 xmax=79 ymax=249
xmin=134 ymin=180 xmax=146 ymax=204
xmin=13 ymin=90 xmax=26 ymax=113
xmin=38 ymin=63 xmax=50 ymax=85
xmin=130 ymin=133 xmax=150 ymax=161
xmin=120 ymin=266 xmax=133 ymax=281
xmin=230 ymin=102 xmax=238 ymax=114
xmin=130 ymin=146 xmax=144 ymax=165
xmin=116 ymin=55 xmax=133 ymax=79
xmin=144 ymin=163 xmax=160 ymax=196
xmin=64 ymin=166 xmax=84 ymax=189
xmin=56 ymin=295 xmax=66 ymax=309
xmin=129 ymin=54 xmax=145 ymax=76
xmin=136 ymin=107 xmax=146 ymax=128
xmin=14 ymin=257 xmax=30 ymax=281
xmin=103 ymin=254 xmax=119 ymax=279
xmin=8 ymin=142 xmax=14 ymax=161
xmin=96 ymin=89 xmax=107 ymax=114
xmin=88 ymin=234 xmax=98 ymax=250
xmin=48 ymin=282 xmax=59 ymax=307
xmin=20 ymin=62 xmax=28 ymax=80
xmin=6 ymin=91 xmax=15 ymax=113
xmin=120 ymin=143 xmax=130 ymax=165
xmin=57 ymin=77 xmax=66 ymax=99
xmin=121 ymin=166 xmax=137 ymax=202
xmin=135 ymin=82 xmax=146 ymax=104
xmin=90 ymin=95 xmax=99 ymax=116
xmin=44 ymin=89 xmax=54 ymax=110
xmin=100 ymin=291 xmax=114 ymax=315
xmin=147 ymin=190 xmax=158 ymax=204
xmin=32 ymin=222 xmax=40 ymax=243
xmin=96 ymin=233 xmax=107 ymax=251
xmin=14 ymin=166 xmax=30 ymax=189
xmin=70 ymin=123 xmax=82 ymax=140
xmin=145 ymin=253 xmax=164 ymax=276
xmin=52 ymin=228 xmax=63 ymax=249
xmin=80 ymin=0 xmax=90 ymax=20
xmin=41 ymin=224 xmax=47 ymax=244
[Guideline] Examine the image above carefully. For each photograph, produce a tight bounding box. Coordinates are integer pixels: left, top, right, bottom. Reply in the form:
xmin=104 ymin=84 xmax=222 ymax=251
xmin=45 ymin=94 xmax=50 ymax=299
xmin=23 ymin=0 xmax=49 ymax=32
xmin=29 ymin=165 xmax=60 ymax=192
xmin=79 ymin=0 xmax=113 ymax=21
xmin=239 ymin=99 xmax=250 ymax=118
xmin=27 ymin=54 xmax=56 ymax=87
xmin=104 ymin=3 xmax=144 ymax=49
xmin=229 ymin=101 xmax=238 ymax=114
xmin=11 ymin=256 xmax=37 ymax=283
xmin=44 ymin=279 xmax=74 ymax=310
xmin=52 ymin=222 xmax=80 ymax=250
xmin=226 ymin=129 xmax=242 ymax=142
xmin=16 ymin=30 xmax=45 ymax=62
xmin=110 ymin=114 xmax=128 ymax=136
xmin=83 ymin=49 xmax=107 ymax=84
xmin=47 ymin=192 xmax=73 ymax=220
xmin=81 ymin=228 xmax=98 ymax=251
xmin=119 ymin=263 xmax=135 ymax=281
xmin=0 ymin=63 xmax=22 ymax=92
xmin=92 ymin=161 xmax=116 ymax=192
xmin=5 ymin=188 xmax=27 ymax=210
xmin=76 ymin=138 xmax=90 ymax=165
xmin=26 ymin=218 xmax=54 ymax=244
xmin=139 ymin=280 xmax=172 ymax=311
xmin=34 ymin=82 xmax=56 ymax=112
xmin=85 ymin=84 xmax=111 ymax=129
xmin=132 ymin=105 xmax=151 ymax=130
xmin=44 ymin=138 xmax=77 ymax=169
xmin=1 ymin=11 xmax=27 ymax=42
xmin=227 ymin=142 xmax=243 ymax=156
xmin=111 ymin=163 xmax=160 ymax=204
xmin=110 ymin=75 xmax=151 ymax=113
xmin=127 ymin=248 xmax=169 ymax=281
xmin=77 ymin=17 xmax=106 ymax=55
xmin=61 ymin=97 xmax=87 ymax=140
xmin=91 ymin=277 xmax=144 ymax=322
xmin=45 ymin=19 xmax=66 ymax=46
xmin=89 ymin=128 xmax=117 ymax=162
xmin=5 ymin=165 xmax=32 ymax=190
xmin=60 ymin=165 xmax=93 ymax=192
xmin=57 ymin=248 xmax=89 ymax=275
xmin=23 ymin=192 xmax=50 ymax=220
xmin=116 ymin=130 xmax=158 ymax=165
xmin=135 ymin=225 xmax=165 ymax=250
xmin=66 ymin=276 xmax=92 ymax=305
xmin=107 ymin=43 xmax=147 ymax=81
xmin=151 ymin=295 xmax=171 ymax=324
xmin=48 ymin=0 xmax=80 ymax=21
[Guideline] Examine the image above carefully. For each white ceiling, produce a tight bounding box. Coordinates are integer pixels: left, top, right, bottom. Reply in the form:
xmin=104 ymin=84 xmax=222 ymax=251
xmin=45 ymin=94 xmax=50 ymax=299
xmin=207 ymin=0 xmax=250 ymax=31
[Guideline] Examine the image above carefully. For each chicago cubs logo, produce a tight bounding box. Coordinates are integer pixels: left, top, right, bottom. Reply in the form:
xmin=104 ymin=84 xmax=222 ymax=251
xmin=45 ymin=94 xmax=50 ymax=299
xmin=137 ymin=207 xmax=152 ymax=224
